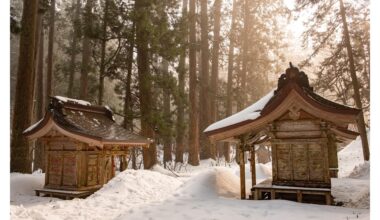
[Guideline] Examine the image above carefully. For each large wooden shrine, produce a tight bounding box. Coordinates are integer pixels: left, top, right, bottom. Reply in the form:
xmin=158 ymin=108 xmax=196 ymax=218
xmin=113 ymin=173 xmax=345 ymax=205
xmin=204 ymin=64 xmax=361 ymax=205
xmin=24 ymin=96 xmax=151 ymax=198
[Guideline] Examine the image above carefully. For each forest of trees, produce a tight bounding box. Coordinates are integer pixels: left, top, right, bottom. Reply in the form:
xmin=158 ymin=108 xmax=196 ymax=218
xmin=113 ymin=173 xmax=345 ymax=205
xmin=10 ymin=0 xmax=370 ymax=173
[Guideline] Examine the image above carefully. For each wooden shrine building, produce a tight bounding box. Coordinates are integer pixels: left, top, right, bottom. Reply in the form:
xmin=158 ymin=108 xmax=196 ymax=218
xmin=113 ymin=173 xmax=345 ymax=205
xmin=204 ymin=64 xmax=361 ymax=205
xmin=24 ymin=96 xmax=151 ymax=198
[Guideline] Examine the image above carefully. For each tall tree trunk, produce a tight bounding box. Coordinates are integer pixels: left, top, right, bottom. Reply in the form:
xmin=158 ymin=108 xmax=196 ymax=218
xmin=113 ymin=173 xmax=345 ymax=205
xmin=239 ymin=0 xmax=250 ymax=110
xmin=210 ymin=0 xmax=222 ymax=122
xmin=135 ymin=0 xmax=156 ymax=169
xmin=46 ymin=0 xmax=55 ymax=104
xmin=339 ymin=0 xmax=369 ymax=161
xmin=98 ymin=0 xmax=109 ymax=105
xmin=33 ymin=7 xmax=45 ymax=172
xmin=209 ymin=0 xmax=222 ymax=161
xmin=124 ymin=22 xmax=136 ymax=169
xmin=80 ymin=0 xmax=93 ymax=100
xmin=224 ymin=0 xmax=237 ymax=163
xmin=175 ymin=0 xmax=188 ymax=164
xmin=199 ymin=0 xmax=213 ymax=160
xmin=359 ymin=36 xmax=370 ymax=102
xmin=162 ymin=60 xmax=172 ymax=165
xmin=11 ymin=0 xmax=39 ymax=173
xmin=188 ymin=0 xmax=199 ymax=166
xmin=67 ymin=0 xmax=81 ymax=98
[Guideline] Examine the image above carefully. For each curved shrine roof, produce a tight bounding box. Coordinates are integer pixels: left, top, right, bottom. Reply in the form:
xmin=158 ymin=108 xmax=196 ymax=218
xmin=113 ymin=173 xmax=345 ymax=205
xmin=23 ymin=96 xmax=151 ymax=146
xmin=204 ymin=64 xmax=361 ymax=141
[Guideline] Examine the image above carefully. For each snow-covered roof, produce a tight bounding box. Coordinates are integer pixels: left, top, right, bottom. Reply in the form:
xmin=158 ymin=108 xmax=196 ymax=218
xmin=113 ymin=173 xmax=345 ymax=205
xmin=204 ymin=65 xmax=360 ymax=141
xmin=204 ymin=90 xmax=274 ymax=133
xmin=24 ymin=118 xmax=44 ymax=133
xmin=54 ymin=96 xmax=91 ymax=106
xmin=23 ymin=96 xmax=151 ymax=146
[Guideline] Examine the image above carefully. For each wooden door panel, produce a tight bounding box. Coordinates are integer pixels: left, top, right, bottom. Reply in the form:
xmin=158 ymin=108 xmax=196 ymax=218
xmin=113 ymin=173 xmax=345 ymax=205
xmin=292 ymin=144 xmax=308 ymax=181
xmin=62 ymin=154 xmax=77 ymax=186
xmin=277 ymin=144 xmax=291 ymax=180
xmin=308 ymin=143 xmax=325 ymax=181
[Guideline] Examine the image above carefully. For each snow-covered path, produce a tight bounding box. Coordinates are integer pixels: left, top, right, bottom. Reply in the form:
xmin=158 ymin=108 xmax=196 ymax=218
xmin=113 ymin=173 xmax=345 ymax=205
xmin=116 ymin=168 xmax=369 ymax=220
xmin=11 ymin=134 xmax=370 ymax=220
xmin=11 ymin=166 xmax=369 ymax=220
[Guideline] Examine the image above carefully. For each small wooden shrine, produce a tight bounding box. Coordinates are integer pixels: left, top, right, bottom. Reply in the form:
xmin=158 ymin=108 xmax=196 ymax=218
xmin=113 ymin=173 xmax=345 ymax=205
xmin=204 ymin=64 xmax=361 ymax=205
xmin=24 ymin=96 xmax=151 ymax=198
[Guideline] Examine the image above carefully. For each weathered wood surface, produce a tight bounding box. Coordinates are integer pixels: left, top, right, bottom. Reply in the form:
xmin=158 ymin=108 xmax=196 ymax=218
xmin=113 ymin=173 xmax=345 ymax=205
xmin=239 ymin=146 xmax=246 ymax=199
xmin=35 ymin=188 xmax=93 ymax=199
xmin=270 ymin=119 xmax=331 ymax=188
xmin=252 ymin=181 xmax=332 ymax=205
xmin=43 ymin=134 xmax=131 ymax=192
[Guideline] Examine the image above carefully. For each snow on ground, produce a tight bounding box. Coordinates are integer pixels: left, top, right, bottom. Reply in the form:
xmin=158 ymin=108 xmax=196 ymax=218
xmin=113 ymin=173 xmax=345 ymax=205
xmin=11 ymin=170 xmax=182 ymax=220
xmin=10 ymin=171 xmax=60 ymax=207
xmin=338 ymin=132 xmax=370 ymax=178
xmin=331 ymin=134 xmax=370 ymax=209
xmin=11 ymin=135 xmax=370 ymax=220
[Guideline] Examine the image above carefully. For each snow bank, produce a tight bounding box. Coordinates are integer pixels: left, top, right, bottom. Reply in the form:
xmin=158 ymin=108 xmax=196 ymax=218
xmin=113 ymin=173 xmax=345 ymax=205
xmin=233 ymin=163 xmax=272 ymax=184
xmin=332 ymin=178 xmax=370 ymax=209
xmin=215 ymin=168 xmax=241 ymax=198
xmin=348 ymin=162 xmax=370 ymax=180
xmin=333 ymin=131 xmax=370 ymax=209
xmin=89 ymin=169 xmax=182 ymax=204
xmin=10 ymin=172 xmax=59 ymax=207
xmin=11 ymin=169 xmax=183 ymax=220
xmin=204 ymin=90 xmax=274 ymax=132
xmin=338 ymin=132 xmax=370 ymax=178
xmin=116 ymin=168 xmax=369 ymax=220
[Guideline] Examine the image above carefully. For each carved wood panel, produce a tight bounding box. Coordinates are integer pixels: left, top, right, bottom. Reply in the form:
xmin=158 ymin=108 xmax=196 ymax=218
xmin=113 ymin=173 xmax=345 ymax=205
xmin=276 ymin=144 xmax=292 ymax=180
xmin=308 ymin=143 xmax=325 ymax=181
xmin=62 ymin=154 xmax=77 ymax=186
xmin=87 ymin=154 xmax=99 ymax=186
xmin=48 ymin=153 xmax=62 ymax=185
xmin=292 ymin=144 xmax=308 ymax=181
xmin=274 ymin=142 xmax=327 ymax=185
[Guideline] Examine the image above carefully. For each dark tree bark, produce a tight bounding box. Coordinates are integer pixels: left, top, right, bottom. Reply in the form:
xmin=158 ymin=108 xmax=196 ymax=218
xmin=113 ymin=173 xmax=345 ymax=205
xmin=80 ymin=0 xmax=93 ymax=100
xmin=135 ymin=0 xmax=157 ymax=169
xmin=209 ymin=0 xmax=222 ymax=161
xmin=11 ymin=0 xmax=39 ymax=173
xmin=124 ymin=22 xmax=136 ymax=169
xmin=33 ymin=6 xmax=45 ymax=172
xmin=67 ymin=0 xmax=81 ymax=98
xmin=199 ymin=0 xmax=213 ymax=160
xmin=98 ymin=0 xmax=109 ymax=105
xmin=238 ymin=0 xmax=251 ymax=110
xmin=339 ymin=0 xmax=370 ymax=161
xmin=210 ymin=0 xmax=222 ymax=123
xmin=162 ymin=60 xmax=172 ymax=165
xmin=224 ymin=0 xmax=237 ymax=163
xmin=175 ymin=0 xmax=188 ymax=164
xmin=188 ymin=0 xmax=199 ymax=166
xmin=46 ymin=0 xmax=55 ymax=104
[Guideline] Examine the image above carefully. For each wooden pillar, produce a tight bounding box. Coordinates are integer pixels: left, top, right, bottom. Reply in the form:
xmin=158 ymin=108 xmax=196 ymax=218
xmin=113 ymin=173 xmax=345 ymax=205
xmin=327 ymin=134 xmax=338 ymax=178
xmin=239 ymin=141 xmax=246 ymax=199
xmin=111 ymin=155 xmax=115 ymax=178
xmin=325 ymin=193 xmax=332 ymax=205
xmin=297 ymin=190 xmax=302 ymax=202
xmin=250 ymin=146 xmax=256 ymax=189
